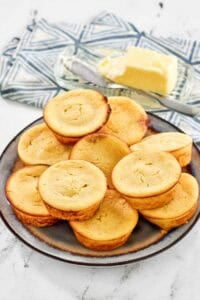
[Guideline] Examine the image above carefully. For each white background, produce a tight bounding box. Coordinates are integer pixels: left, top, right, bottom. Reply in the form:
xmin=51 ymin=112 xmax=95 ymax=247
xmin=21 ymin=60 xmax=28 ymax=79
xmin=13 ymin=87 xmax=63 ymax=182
xmin=0 ymin=1 xmax=200 ymax=299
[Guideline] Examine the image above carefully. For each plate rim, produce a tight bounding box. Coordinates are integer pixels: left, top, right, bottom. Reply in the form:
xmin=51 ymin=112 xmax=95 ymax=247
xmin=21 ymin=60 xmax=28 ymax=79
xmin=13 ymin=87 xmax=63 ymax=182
xmin=0 ymin=113 xmax=200 ymax=266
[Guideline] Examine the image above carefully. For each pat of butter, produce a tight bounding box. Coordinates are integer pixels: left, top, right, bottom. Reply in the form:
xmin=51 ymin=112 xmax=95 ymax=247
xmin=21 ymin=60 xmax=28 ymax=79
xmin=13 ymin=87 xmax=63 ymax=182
xmin=97 ymin=47 xmax=178 ymax=96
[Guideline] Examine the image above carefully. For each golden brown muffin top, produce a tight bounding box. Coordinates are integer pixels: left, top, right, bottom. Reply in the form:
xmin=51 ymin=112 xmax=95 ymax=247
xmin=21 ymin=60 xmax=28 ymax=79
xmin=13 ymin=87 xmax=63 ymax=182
xmin=70 ymin=133 xmax=130 ymax=187
xmin=112 ymin=150 xmax=181 ymax=197
xmin=130 ymin=132 xmax=192 ymax=152
xmin=70 ymin=189 xmax=138 ymax=240
xmin=103 ymin=96 xmax=148 ymax=145
xmin=18 ymin=123 xmax=72 ymax=165
xmin=6 ymin=165 xmax=49 ymax=216
xmin=44 ymin=89 xmax=111 ymax=137
xmin=39 ymin=160 xmax=107 ymax=211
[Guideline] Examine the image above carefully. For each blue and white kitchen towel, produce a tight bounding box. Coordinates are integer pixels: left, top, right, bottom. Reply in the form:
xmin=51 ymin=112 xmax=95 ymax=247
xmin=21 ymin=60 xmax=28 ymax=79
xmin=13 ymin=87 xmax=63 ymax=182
xmin=0 ymin=11 xmax=200 ymax=147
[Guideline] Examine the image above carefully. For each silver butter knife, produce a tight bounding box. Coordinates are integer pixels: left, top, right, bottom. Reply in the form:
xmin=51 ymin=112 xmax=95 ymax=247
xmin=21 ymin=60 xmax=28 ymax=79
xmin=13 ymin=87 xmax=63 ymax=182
xmin=63 ymin=56 xmax=200 ymax=117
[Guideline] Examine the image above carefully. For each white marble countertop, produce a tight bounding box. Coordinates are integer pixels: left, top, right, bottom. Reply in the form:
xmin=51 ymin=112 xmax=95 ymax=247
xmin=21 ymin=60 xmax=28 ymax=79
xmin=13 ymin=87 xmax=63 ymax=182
xmin=0 ymin=1 xmax=200 ymax=299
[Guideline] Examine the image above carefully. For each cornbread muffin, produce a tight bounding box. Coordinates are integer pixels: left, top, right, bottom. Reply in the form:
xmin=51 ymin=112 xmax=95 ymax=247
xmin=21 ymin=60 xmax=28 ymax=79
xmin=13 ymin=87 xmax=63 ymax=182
xmin=18 ymin=123 xmax=72 ymax=165
xmin=70 ymin=190 xmax=138 ymax=251
xmin=70 ymin=133 xmax=130 ymax=187
xmin=44 ymin=89 xmax=111 ymax=140
xmin=6 ymin=166 xmax=57 ymax=227
xmin=101 ymin=96 xmax=148 ymax=145
xmin=130 ymin=132 xmax=192 ymax=167
xmin=39 ymin=160 xmax=107 ymax=221
xmin=140 ymin=173 xmax=199 ymax=230
xmin=112 ymin=150 xmax=181 ymax=197
xmin=124 ymin=184 xmax=177 ymax=210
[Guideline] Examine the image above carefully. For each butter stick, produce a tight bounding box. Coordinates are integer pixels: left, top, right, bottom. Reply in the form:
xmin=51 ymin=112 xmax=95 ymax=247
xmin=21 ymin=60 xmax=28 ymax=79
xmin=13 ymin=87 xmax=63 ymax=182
xmin=97 ymin=46 xmax=178 ymax=96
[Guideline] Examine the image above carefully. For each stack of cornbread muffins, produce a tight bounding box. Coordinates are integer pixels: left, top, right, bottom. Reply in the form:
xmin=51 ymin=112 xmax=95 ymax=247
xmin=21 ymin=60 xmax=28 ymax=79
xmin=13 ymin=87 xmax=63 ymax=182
xmin=5 ymin=89 xmax=199 ymax=251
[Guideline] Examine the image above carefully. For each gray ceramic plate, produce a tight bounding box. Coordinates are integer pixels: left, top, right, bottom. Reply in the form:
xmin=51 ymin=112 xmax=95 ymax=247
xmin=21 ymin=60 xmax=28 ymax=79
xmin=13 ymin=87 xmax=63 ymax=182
xmin=0 ymin=114 xmax=200 ymax=266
